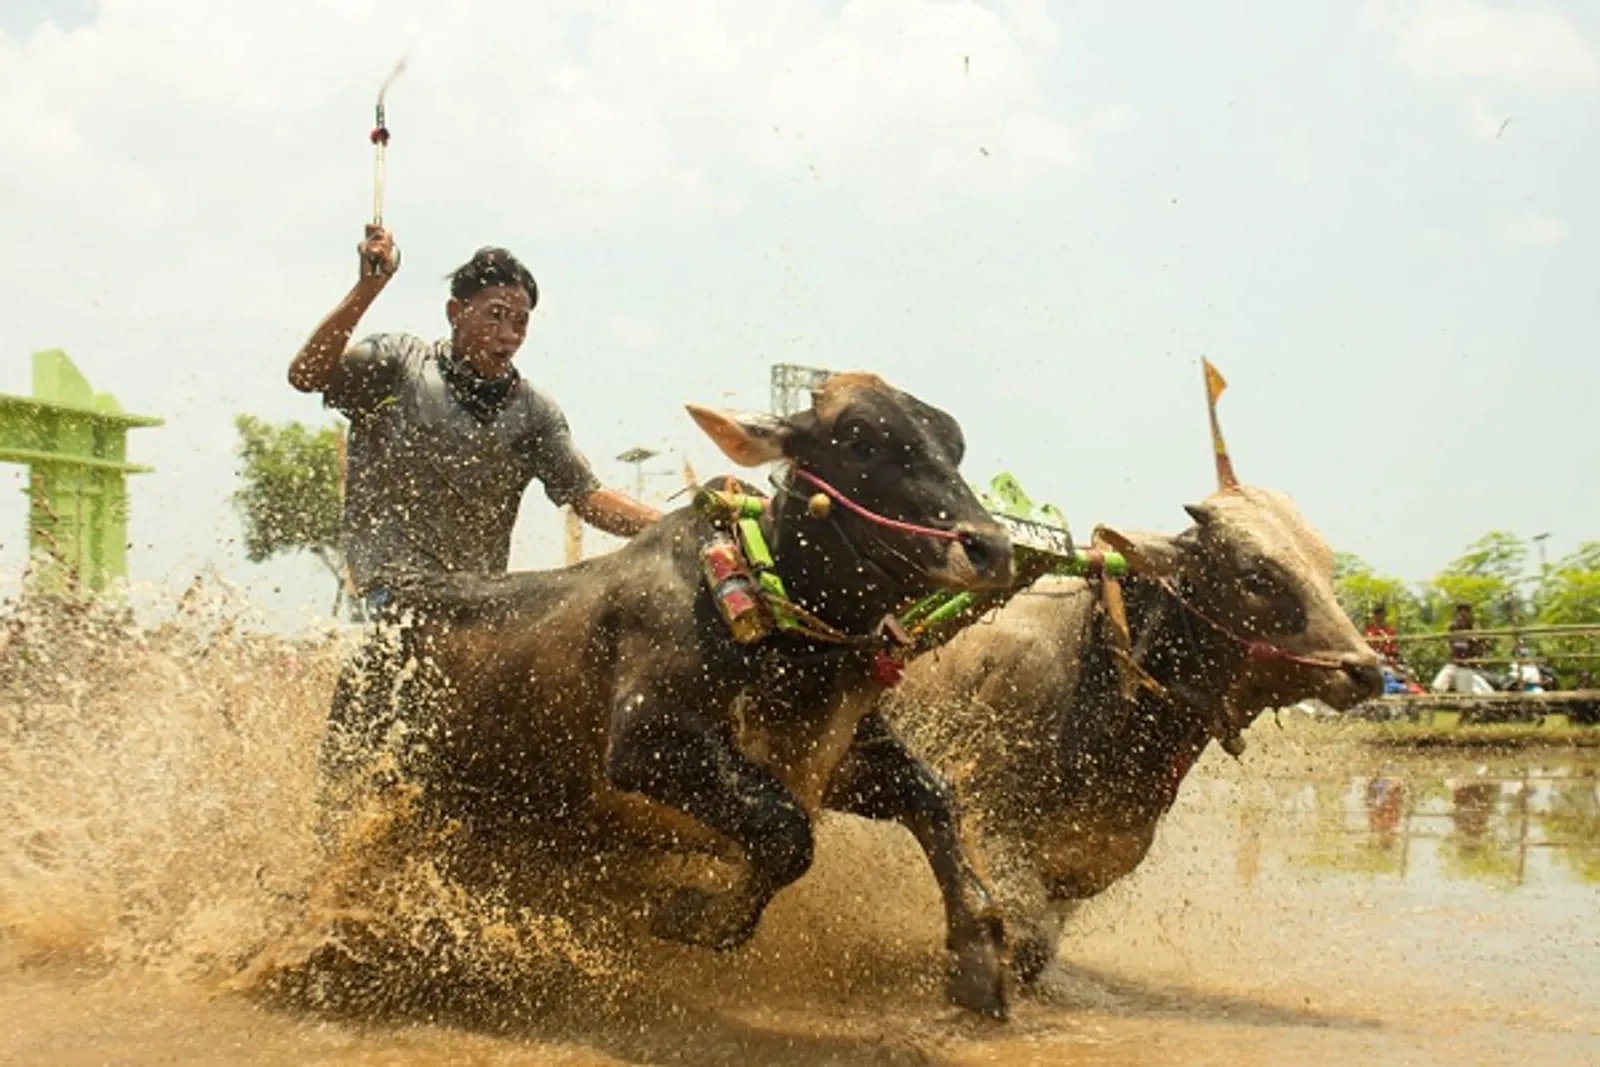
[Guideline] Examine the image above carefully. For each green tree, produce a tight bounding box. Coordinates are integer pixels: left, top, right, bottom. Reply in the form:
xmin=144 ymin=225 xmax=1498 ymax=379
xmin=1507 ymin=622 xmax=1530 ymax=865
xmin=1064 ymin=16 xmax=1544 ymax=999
xmin=1533 ymin=542 xmax=1600 ymax=686
xmin=1443 ymin=531 xmax=1528 ymax=583
xmin=1405 ymin=532 xmax=1529 ymax=682
xmin=230 ymin=414 xmax=353 ymax=617
xmin=1423 ymin=530 xmax=1530 ymax=632
xmin=1333 ymin=553 xmax=1422 ymax=630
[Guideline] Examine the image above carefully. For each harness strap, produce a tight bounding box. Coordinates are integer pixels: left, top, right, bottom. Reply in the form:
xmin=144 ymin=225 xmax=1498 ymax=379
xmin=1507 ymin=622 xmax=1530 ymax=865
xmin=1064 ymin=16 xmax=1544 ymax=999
xmin=1151 ymin=574 xmax=1351 ymax=672
xmin=790 ymin=468 xmax=963 ymax=543
xmin=699 ymin=490 xmax=901 ymax=653
xmin=694 ymin=474 xmax=1151 ymax=688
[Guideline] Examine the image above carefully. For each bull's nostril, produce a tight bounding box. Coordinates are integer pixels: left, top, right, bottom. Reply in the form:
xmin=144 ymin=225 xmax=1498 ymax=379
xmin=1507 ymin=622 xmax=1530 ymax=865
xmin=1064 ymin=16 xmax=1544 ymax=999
xmin=1345 ymin=661 xmax=1384 ymax=696
xmin=957 ymin=529 xmax=1012 ymax=581
xmin=959 ymin=531 xmax=991 ymax=574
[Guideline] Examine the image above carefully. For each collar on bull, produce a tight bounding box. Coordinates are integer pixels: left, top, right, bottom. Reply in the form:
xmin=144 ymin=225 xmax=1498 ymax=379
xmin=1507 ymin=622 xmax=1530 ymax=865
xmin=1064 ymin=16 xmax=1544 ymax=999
xmin=694 ymin=460 xmax=1028 ymax=687
xmin=693 ymin=467 xmax=1133 ymax=682
xmin=692 ymin=473 xmax=919 ymax=685
xmin=1089 ymin=552 xmax=1351 ymax=761
xmin=786 ymin=468 xmax=966 ymax=543
xmin=1086 ymin=555 xmax=1250 ymax=759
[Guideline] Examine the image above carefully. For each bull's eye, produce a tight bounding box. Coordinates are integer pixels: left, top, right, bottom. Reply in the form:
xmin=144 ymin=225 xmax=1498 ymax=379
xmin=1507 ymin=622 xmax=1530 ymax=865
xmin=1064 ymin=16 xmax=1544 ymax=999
xmin=1232 ymin=565 xmax=1307 ymax=634
xmin=1241 ymin=571 xmax=1275 ymax=598
xmin=840 ymin=422 xmax=879 ymax=462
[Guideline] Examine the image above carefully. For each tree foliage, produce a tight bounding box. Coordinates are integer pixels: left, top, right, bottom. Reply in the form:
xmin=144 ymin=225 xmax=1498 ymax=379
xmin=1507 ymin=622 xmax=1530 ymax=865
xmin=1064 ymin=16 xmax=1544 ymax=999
xmin=230 ymin=414 xmax=349 ymax=613
xmin=1332 ymin=553 xmax=1422 ymax=632
xmin=1425 ymin=530 xmax=1527 ymax=628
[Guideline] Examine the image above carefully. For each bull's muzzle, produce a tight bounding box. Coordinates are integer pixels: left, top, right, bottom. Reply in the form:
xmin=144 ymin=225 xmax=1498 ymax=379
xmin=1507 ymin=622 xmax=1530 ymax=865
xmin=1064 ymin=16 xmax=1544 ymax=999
xmin=1338 ymin=651 xmax=1385 ymax=702
xmin=944 ymin=523 xmax=1014 ymax=590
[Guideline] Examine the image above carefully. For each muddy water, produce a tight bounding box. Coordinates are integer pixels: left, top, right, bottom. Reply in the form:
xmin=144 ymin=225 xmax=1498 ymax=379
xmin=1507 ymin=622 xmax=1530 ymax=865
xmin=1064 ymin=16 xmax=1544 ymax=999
xmin=2 ymin=610 xmax=1597 ymax=1065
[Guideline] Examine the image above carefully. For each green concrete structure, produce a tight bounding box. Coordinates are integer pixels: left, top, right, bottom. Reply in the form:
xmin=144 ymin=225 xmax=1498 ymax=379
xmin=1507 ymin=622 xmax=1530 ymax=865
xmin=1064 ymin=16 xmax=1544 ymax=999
xmin=0 ymin=349 xmax=162 ymax=596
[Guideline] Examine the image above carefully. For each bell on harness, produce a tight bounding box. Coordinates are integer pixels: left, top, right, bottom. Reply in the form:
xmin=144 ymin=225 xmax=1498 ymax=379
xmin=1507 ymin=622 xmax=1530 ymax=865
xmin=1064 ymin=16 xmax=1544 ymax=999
xmin=700 ymin=532 xmax=772 ymax=643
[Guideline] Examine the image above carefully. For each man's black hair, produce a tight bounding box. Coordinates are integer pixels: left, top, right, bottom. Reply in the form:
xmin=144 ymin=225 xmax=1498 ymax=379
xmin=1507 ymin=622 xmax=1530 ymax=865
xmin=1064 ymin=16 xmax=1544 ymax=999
xmin=448 ymin=246 xmax=539 ymax=308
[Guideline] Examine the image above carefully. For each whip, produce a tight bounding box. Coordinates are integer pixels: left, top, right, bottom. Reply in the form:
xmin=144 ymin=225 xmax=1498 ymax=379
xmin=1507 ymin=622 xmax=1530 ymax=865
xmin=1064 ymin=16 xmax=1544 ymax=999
xmin=363 ymin=56 xmax=408 ymax=276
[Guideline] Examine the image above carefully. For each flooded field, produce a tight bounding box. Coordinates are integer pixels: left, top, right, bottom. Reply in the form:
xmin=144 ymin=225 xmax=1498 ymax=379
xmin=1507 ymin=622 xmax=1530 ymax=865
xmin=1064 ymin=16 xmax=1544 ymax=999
xmin=2 ymin=617 xmax=1597 ymax=1066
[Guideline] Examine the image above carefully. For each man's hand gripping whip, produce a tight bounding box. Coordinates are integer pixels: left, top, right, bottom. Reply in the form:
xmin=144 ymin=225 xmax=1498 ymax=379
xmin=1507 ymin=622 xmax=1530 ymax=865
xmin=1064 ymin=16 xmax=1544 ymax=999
xmin=364 ymin=56 xmax=408 ymax=278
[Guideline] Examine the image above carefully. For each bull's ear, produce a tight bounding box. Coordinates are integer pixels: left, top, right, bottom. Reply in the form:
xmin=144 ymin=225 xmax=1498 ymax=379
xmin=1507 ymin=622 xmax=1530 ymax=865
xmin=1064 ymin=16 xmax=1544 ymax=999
xmin=1092 ymin=524 xmax=1184 ymax=578
xmin=685 ymin=405 xmax=790 ymax=467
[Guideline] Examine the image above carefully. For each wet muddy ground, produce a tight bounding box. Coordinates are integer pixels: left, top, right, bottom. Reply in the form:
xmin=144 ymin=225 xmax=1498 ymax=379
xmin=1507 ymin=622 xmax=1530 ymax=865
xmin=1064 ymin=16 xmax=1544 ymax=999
xmin=2 ymin=633 xmax=1596 ymax=1066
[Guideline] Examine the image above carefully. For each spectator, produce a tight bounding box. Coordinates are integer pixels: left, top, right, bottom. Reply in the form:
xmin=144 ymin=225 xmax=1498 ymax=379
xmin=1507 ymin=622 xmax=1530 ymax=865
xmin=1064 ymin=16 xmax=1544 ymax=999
xmin=1432 ymin=602 xmax=1493 ymax=695
xmin=1364 ymin=602 xmax=1400 ymax=663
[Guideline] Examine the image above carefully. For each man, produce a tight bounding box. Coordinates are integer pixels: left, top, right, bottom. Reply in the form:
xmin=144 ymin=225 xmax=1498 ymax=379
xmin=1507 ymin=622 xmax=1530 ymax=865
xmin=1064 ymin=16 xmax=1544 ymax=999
xmin=289 ymin=225 xmax=659 ymax=614
xmin=291 ymin=226 xmax=659 ymax=787
xmin=1432 ymin=602 xmax=1493 ymax=695
xmin=1363 ymin=602 xmax=1400 ymax=664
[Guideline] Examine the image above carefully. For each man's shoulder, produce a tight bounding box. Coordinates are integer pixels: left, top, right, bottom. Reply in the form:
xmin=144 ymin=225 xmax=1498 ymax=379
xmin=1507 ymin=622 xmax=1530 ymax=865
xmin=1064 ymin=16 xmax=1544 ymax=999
xmin=513 ymin=377 xmax=573 ymax=427
xmin=352 ymin=331 xmax=438 ymax=366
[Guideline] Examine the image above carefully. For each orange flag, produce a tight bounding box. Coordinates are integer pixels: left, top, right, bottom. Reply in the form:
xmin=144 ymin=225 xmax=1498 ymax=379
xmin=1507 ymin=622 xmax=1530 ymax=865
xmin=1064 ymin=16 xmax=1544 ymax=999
xmin=1203 ymin=358 xmax=1227 ymax=404
xmin=1201 ymin=358 xmax=1238 ymax=489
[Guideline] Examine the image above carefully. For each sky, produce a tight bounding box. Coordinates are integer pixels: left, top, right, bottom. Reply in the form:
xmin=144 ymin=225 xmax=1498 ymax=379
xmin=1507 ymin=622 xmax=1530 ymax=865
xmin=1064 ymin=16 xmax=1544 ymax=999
xmin=1 ymin=0 xmax=1597 ymax=631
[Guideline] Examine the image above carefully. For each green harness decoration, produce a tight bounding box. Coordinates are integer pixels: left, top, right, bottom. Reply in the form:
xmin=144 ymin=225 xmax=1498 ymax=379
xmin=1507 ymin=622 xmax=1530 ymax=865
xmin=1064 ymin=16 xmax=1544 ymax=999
xmin=692 ymin=474 xmax=1128 ymax=675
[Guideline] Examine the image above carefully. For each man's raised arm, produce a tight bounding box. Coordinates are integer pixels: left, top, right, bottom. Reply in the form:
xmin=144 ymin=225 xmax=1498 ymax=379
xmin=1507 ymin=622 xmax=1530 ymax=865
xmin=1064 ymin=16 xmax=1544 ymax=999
xmin=288 ymin=225 xmax=398 ymax=393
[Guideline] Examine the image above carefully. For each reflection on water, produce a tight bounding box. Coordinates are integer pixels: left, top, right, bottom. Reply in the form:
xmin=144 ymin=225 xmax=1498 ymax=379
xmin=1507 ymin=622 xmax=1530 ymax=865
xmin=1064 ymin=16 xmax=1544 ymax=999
xmin=1274 ymin=762 xmax=1600 ymax=890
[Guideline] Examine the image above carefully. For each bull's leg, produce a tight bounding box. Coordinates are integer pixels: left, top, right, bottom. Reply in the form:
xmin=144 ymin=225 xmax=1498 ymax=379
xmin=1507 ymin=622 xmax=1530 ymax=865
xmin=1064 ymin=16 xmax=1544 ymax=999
xmin=823 ymin=711 xmax=1010 ymax=1020
xmin=606 ymin=700 xmax=813 ymax=952
xmin=319 ymin=612 xmax=433 ymax=785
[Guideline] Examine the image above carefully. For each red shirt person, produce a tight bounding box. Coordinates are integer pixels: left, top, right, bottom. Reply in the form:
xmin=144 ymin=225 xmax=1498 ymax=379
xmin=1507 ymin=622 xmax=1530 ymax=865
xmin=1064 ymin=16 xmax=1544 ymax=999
xmin=1364 ymin=603 xmax=1399 ymax=662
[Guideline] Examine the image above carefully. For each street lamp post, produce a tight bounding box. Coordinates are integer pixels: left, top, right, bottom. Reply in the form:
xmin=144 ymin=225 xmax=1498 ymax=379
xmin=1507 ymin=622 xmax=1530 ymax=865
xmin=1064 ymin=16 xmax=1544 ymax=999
xmin=617 ymin=446 xmax=661 ymax=503
xmin=1533 ymin=532 xmax=1551 ymax=571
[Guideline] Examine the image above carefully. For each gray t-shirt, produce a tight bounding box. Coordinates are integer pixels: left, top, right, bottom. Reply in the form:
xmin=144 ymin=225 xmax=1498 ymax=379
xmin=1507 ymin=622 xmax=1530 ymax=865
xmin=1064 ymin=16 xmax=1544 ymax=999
xmin=324 ymin=332 xmax=602 ymax=594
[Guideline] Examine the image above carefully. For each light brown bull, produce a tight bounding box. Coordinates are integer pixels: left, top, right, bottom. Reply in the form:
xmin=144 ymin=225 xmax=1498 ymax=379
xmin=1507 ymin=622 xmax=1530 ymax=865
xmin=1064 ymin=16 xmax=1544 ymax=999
xmin=882 ymin=438 xmax=1383 ymax=985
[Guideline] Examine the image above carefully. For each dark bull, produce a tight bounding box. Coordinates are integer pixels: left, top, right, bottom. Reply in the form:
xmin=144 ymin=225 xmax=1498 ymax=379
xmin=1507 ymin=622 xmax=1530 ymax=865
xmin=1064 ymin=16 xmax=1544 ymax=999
xmin=321 ymin=372 xmax=1019 ymax=1017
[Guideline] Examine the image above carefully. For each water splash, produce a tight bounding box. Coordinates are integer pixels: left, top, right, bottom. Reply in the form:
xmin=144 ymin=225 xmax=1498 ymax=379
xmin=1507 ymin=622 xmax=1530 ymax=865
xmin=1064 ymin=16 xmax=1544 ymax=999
xmin=0 ymin=582 xmax=934 ymax=1034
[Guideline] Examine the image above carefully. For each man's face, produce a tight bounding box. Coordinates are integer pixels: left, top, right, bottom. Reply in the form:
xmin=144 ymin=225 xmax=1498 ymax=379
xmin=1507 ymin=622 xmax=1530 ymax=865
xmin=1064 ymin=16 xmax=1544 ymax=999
xmin=446 ymin=284 xmax=532 ymax=378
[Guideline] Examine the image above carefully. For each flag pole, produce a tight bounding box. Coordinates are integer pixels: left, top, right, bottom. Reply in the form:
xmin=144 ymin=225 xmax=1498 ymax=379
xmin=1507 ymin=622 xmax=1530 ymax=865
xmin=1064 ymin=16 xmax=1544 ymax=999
xmin=1202 ymin=357 xmax=1239 ymax=490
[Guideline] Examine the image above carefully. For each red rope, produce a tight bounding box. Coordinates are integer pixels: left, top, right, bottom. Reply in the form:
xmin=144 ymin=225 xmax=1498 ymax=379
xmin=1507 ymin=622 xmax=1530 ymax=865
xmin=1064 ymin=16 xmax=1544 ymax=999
xmin=790 ymin=468 xmax=963 ymax=543
xmin=1153 ymin=574 xmax=1350 ymax=672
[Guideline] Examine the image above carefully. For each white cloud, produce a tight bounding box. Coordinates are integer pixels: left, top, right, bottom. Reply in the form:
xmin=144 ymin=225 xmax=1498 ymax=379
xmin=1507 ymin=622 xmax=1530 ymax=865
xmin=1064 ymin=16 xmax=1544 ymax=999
xmin=0 ymin=1 xmax=1089 ymax=241
xmin=1501 ymin=213 xmax=1566 ymax=245
xmin=1365 ymin=0 xmax=1600 ymax=91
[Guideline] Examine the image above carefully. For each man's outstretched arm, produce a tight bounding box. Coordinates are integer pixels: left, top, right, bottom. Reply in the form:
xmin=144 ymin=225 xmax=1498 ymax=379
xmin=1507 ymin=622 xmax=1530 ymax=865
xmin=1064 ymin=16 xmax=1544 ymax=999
xmin=572 ymin=488 xmax=661 ymax=538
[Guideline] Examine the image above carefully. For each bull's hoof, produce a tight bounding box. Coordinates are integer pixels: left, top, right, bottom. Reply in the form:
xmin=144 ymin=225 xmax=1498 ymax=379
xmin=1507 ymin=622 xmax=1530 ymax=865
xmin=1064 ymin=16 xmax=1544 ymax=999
xmin=945 ymin=917 xmax=1010 ymax=1021
xmin=649 ymin=887 xmax=758 ymax=952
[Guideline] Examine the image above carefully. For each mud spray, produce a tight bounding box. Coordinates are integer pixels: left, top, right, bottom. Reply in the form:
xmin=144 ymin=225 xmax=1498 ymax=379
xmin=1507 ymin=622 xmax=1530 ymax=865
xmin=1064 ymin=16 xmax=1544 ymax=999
xmin=0 ymin=586 xmax=983 ymax=1063
xmin=2 ymin=587 xmax=1597 ymax=1065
